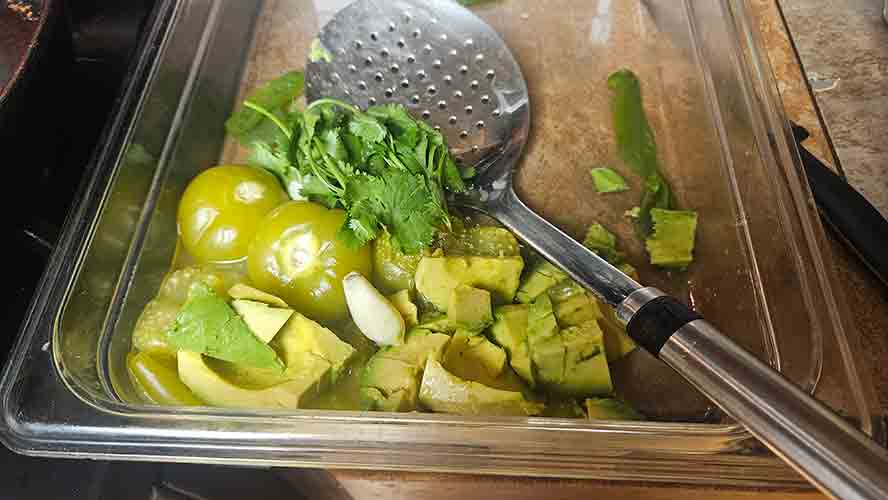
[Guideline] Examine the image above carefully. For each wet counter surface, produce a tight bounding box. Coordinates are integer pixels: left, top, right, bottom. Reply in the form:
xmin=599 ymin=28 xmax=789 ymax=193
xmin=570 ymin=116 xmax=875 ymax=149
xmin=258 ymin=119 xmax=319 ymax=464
xmin=300 ymin=0 xmax=885 ymax=498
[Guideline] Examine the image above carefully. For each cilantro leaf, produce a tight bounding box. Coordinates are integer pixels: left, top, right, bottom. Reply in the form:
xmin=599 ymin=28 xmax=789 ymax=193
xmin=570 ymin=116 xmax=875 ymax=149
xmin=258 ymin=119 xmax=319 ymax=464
xmin=226 ymin=71 xmax=304 ymax=141
xmin=348 ymin=114 xmax=387 ymax=143
xmin=590 ymin=167 xmax=629 ymax=193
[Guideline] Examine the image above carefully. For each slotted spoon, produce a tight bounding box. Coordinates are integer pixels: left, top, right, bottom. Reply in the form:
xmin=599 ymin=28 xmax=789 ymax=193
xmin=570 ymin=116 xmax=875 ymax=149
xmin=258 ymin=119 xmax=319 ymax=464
xmin=305 ymin=1 xmax=888 ymax=498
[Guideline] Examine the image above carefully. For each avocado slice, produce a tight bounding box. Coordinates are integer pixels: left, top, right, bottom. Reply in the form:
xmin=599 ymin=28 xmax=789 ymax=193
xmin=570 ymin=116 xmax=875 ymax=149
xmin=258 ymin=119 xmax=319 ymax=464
xmin=274 ymin=313 xmax=355 ymax=383
xmin=516 ymin=261 xmax=567 ymax=304
xmin=388 ymin=289 xmax=419 ymax=327
xmin=419 ymin=358 xmax=543 ymax=416
xmin=232 ymin=299 xmax=294 ymax=343
xmin=488 ymin=305 xmax=534 ymax=387
xmin=443 ymin=329 xmax=507 ymax=381
xmin=585 ymin=397 xmax=645 ymax=421
xmin=447 ymin=285 xmax=493 ymax=330
xmin=527 ymin=295 xmax=613 ymax=397
xmin=414 ymin=256 xmax=524 ymax=311
xmin=227 ymin=283 xmax=289 ymax=308
xmin=360 ymin=328 xmax=451 ymax=411
xmin=177 ymin=351 xmax=328 ymax=409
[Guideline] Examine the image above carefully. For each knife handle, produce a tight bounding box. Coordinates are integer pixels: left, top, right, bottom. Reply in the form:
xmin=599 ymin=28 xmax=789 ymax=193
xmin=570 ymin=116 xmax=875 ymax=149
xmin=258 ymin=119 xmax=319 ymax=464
xmin=792 ymin=123 xmax=888 ymax=286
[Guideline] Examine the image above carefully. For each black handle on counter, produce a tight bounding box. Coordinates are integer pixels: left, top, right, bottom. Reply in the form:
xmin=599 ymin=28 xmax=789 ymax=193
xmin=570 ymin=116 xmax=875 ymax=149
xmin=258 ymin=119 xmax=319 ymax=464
xmin=792 ymin=123 xmax=888 ymax=287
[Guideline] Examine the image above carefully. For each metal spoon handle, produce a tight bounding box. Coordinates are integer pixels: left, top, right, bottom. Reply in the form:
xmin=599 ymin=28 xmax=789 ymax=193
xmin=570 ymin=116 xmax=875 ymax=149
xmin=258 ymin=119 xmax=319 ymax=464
xmin=490 ymin=188 xmax=888 ymax=500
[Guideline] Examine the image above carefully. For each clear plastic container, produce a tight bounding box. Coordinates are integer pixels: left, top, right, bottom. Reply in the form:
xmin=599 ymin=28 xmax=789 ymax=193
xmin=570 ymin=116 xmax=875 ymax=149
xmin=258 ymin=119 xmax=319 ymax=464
xmin=1 ymin=0 xmax=883 ymax=487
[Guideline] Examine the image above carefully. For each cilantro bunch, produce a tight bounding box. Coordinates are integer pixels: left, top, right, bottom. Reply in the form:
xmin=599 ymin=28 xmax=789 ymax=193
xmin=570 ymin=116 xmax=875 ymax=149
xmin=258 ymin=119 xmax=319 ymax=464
xmin=225 ymin=71 xmax=469 ymax=254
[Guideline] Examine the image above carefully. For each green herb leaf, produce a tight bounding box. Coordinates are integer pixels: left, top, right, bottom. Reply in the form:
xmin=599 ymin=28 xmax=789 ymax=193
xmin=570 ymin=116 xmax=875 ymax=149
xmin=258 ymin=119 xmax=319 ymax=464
xmin=226 ymin=71 xmax=304 ymax=141
xmin=348 ymin=114 xmax=387 ymax=143
xmin=589 ymin=167 xmax=629 ymax=193
xmin=166 ymin=283 xmax=284 ymax=371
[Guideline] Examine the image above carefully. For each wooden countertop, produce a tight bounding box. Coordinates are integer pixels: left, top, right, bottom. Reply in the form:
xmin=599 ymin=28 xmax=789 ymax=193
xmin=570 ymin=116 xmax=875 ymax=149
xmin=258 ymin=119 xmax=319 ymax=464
xmin=273 ymin=1 xmax=886 ymax=498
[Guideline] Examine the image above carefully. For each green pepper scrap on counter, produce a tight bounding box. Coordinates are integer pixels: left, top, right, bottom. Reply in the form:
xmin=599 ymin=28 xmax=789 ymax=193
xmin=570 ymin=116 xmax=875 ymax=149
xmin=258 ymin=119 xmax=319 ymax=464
xmin=607 ymin=68 xmax=698 ymax=267
xmin=225 ymin=71 xmax=470 ymax=255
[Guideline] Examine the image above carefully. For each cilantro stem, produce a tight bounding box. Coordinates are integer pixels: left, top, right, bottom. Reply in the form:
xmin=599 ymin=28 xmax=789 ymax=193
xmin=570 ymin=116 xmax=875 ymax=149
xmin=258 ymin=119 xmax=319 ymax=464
xmin=305 ymin=98 xmax=361 ymax=115
xmin=244 ymin=100 xmax=293 ymax=139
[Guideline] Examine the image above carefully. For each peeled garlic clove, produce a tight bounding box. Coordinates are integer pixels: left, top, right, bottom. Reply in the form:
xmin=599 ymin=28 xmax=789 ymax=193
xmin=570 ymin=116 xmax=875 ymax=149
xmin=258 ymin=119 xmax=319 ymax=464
xmin=343 ymin=272 xmax=405 ymax=346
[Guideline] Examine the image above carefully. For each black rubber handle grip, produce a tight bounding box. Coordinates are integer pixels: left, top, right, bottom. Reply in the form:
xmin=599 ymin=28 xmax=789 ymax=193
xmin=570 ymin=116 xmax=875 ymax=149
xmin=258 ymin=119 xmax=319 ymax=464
xmin=625 ymin=295 xmax=700 ymax=356
xmin=792 ymin=123 xmax=888 ymax=286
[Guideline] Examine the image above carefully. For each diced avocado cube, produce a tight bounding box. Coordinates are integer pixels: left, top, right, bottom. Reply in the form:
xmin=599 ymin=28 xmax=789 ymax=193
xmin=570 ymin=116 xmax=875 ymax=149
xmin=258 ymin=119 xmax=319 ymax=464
xmin=527 ymin=295 xmax=613 ymax=397
xmin=359 ymin=356 xmax=421 ymax=411
xmin=414 ymin=256 xmax=524 ymax=311
xmin=177 ymin=351 xmax=328 ymax=409
xmin=443 ymin=329 xmax=508 ymax=383
xmin=585 ymin=397 xmax=645 ymax=421
xmin=597 ymin=300 xmax=637 ymax=362
xmin=557 ymin=323 xmax=613 ymax=396
xmin=232 ymin=299 xmax=294 ymax=343
xmin=488 ymin=305 xmax=534 ymax=386
xmin=227 ymin=283 xmax=289 ymax=308
xmin=582 ymin=223 xmax=622 ymax=263
xmin=447 ymin=285 xmax=493 ymax=330
xmin=273 ymin=313 xmax=356 ymax=383
xmin=516 ymin=261 xmax=567 ymax=304
xmin=359 ymin=328 xmax=452 ymax=411
xmin=419 ymin=358 xmax=544 ymax=416
xmin=417 ymin=312 xmax=458 ymax=335
xmin=388 ymin=289 xmax=419 ymax=327
xmin=645 ymin=208 xmax=698 ymax=268
xmin=550 ymin=291 xmax=602 ymax=327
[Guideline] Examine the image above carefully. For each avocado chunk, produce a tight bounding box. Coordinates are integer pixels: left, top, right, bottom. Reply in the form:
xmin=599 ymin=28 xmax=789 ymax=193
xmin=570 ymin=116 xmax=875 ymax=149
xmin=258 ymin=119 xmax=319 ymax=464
xmin=516 ymin=261 xmax=567 ymax=304
xmin=166 ymin=283 xmax=284 ymax=371
xmin=447 ymin=285 xmax=493 ymax=330
xmin=232 ymin=299 xmax=294 ymax=343
xmin=177 ymin=351 xmax=328 ymax=409
xmin=597 ymin=300 xmax=637 ymax=362
xmin=227 ymin=283 xmax=289 ymax=308
xmin=360 ymin=328 xmax=451 ymax=411
xmin=415 ymin=256 xmax=524 ymax=310
xmin=175 ymin=312 xmax=356 ymax=410
xmin=275 ymin=313 xmax=355 ymax=383
xmin=443 ymin=329 xmax=507 ymax=382
xmin=488 ymin=305 xmax=534 ymax=386
xmin=359 ymin=357 xmax=420 ymax=411
xmin=527 ymin=295 xmax=613 ymax=397
xmin=388 ymin=289 xmax=419 ymax=327
xmin=419 ymin=358 xmax=543 ymax=416
xmin=417 ymin=312 xmax=457 ymax=334
xmin=547 ymin=281 xmax=603 ymax=327
xmin=585 ymin=397 xmax=645 ymax=421
xmin=645 ymin=208 xmax=698 ymax=268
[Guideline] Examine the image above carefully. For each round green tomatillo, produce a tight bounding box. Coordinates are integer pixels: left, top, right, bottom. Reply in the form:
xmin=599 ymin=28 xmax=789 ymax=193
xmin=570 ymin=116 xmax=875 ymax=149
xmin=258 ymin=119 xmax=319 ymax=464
xmin=178 ymin=165 xmax=288 ymax=263
xmin=247 ymin=201 xmax=372 ymax=322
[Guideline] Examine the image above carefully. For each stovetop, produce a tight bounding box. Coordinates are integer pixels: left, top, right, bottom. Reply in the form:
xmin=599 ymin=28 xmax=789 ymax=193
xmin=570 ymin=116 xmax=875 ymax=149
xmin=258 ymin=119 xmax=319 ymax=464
xmin=4 ymin=2 xmax=315 ymax=498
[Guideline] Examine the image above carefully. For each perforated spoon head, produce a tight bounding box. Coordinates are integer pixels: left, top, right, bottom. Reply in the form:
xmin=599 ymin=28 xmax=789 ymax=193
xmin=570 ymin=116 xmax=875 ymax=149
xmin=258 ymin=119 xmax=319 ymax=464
xmin=305 ymin=0 xmax=530 ymax=191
